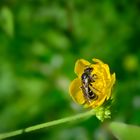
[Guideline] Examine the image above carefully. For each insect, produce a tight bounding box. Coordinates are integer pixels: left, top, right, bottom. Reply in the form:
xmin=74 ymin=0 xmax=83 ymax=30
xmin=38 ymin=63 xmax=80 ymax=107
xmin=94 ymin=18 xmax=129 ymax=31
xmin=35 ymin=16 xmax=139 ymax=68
xmin=81 ymin=67 xmax=98 ymax=103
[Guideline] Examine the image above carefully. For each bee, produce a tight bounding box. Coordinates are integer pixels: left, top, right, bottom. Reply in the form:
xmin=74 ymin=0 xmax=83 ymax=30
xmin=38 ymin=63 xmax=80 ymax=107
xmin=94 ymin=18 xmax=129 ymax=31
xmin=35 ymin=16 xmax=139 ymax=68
xmin=81 ymin=67 xmax=98 ymax=103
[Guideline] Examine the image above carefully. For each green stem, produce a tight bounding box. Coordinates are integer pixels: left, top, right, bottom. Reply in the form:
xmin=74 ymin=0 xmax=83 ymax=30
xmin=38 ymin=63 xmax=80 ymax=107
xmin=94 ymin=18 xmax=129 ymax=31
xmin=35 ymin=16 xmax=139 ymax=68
xmin=0 ymin=110 xmax=95 ymax=139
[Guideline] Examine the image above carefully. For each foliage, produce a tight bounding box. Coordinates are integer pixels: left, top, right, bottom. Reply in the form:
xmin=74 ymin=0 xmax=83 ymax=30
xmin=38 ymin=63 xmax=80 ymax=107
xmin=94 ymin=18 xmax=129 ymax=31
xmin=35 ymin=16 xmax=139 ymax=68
xmin=0 ymin=0 xmax=140 ymax=140
xmin=109 ymin=122 xmax=140 ymax=140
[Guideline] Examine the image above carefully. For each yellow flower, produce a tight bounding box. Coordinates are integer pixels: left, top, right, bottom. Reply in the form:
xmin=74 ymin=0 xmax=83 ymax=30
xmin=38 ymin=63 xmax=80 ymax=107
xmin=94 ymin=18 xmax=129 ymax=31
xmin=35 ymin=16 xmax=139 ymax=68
xmin=69 ymin=58 xmax=116 ymax=109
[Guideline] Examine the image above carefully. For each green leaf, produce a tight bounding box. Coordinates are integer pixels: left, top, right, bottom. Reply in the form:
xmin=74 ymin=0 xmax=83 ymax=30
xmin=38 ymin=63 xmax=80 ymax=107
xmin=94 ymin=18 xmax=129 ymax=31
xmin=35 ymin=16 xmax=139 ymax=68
xmin=109 ymin=122 xmax=140 ymax=140
xmin=0 ymin=7 xmax=14 ymax=37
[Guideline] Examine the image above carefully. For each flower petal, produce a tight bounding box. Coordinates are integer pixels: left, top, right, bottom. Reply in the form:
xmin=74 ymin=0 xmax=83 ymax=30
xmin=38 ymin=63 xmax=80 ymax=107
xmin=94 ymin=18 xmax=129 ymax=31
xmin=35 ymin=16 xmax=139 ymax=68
xmin=93 ymin=58 xmax=111 ymax=80
xmin=106 ymin=73 xmax=116 ymax=99
xmin=91 ymin=95 xmax=107 ymax=108
xmin=92 ymin=58 xmax=104 ymax=64
xmin=74 ymin=59 xmax=90 ymax=77
xmin=102 ymin=64 xmax=111 ymax=80
xmin=111 ymin=73 xmax=116 ymax=86
xmin=69 ymin=78 xmax=85 ymax=105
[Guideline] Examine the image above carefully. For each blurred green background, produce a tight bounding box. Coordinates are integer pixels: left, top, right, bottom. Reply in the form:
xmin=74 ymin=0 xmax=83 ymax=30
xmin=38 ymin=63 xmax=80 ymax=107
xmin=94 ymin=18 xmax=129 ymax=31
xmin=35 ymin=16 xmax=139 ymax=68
xmin=0 ymin=0 xmax=140 ymax=140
